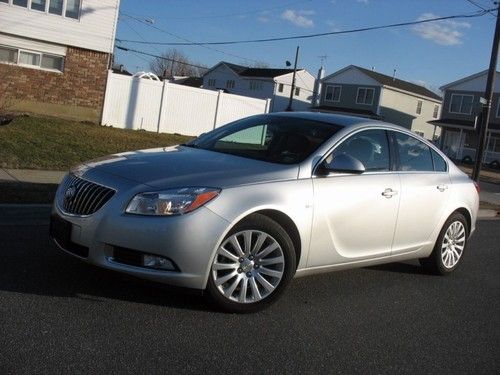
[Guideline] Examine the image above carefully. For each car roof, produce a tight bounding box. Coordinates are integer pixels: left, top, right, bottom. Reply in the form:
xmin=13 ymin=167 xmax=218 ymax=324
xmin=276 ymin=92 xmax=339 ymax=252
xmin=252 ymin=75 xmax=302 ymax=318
xmin=267 ymin=111 xmax=382 ymax=127
xmin=265 ymin=111 xmax=409 ymax=133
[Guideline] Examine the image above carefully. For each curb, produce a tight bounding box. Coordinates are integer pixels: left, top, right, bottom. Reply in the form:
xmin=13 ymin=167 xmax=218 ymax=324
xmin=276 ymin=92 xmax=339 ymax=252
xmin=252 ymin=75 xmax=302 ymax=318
xmin=0 ymin=204 xmax=52 ymax=208
xmin=477 ymin=209 xmax=499 ymax=220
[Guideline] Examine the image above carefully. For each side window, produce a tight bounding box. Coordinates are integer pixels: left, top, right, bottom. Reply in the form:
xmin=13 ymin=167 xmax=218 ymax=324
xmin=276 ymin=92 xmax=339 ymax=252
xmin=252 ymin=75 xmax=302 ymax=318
xmin=431 ymin=149 xmax=447 ymax=172
xmin=394 ymin=132 xmax=433 ymax=171
xmin=330 ymin=129 xmax=390 ymax=172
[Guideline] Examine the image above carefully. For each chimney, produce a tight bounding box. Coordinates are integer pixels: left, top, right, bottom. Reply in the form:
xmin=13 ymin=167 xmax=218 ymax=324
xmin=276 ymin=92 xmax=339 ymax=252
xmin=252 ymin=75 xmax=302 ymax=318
xmin=392 ymin=69 xmax=397 ymax=81
xmin=312 ymin=66 xmax=325 ymax=107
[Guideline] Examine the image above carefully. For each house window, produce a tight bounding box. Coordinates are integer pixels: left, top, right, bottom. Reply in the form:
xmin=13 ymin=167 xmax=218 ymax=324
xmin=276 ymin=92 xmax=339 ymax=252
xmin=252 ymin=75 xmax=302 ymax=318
xmin=249 ymin=81 xmax=263 ymax=91
xmin=416 ymin=100 xmax=423 ymax=114
xmin=324 ymin=85 xmax=341 ymax=102
xmin=226 ymin=80 xmax=235 ymax=89
xmin=3 ymin=0 xmax=80 ymax=19
xmin=295 ymin=87 xmax=300 ymax=96
xmin=433 ymin=104 xmax=439 ymax=118
xmin=0 ymin=45 xmax=64 ymax=72
xmin=19 ymin=50 xmax=41 ymax=66
xmin=0 ymin=46 xmax=17 ymax=63
xmin=65 ymin=0 xmax=80 ymax=19
xmin=449 ymin=94 xmax=474 ymax=115
xmin=278 ymin=83 xmax=284 ymax=93
xmin=414 ymin=131 xmax=425 ymax=137
xmin=41 ymin=54 xmax=64 ymax=70
xmin=207 ymin=78 xmax=216 ymax=87
xmin=13 ymin=0 xmax=28 ymax=6
xmin=493 ymin=136 xmax=500 ymax=153
xmin=49 ymin=0 xmax=63 ymax=15
xmin=356 ymin=87 xmax=375 ymax=105
xmin=31 ymin=0 xmax=46 ymax=11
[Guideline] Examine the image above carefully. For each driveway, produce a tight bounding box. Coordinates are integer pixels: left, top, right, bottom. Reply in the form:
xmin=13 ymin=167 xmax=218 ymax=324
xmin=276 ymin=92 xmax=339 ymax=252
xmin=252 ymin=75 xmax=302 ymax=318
xmin=0 ymin=208 xmax=499 ymax=374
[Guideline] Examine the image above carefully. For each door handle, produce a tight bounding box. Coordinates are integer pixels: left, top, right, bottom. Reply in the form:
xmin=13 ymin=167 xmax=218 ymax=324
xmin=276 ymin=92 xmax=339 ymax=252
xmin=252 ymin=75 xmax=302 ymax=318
xmin=437 ymin=185 xmax=448 ymax=192
xmin=381 ymin=188 xmax=398 ymax=198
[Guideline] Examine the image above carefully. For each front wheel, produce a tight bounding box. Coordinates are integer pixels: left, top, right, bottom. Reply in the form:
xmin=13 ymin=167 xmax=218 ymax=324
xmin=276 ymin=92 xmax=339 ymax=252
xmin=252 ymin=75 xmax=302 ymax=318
xmin=206 ymin=213 xmax=296 ymax=313
xmin=420 ymin=212 xmax=468 ymax=275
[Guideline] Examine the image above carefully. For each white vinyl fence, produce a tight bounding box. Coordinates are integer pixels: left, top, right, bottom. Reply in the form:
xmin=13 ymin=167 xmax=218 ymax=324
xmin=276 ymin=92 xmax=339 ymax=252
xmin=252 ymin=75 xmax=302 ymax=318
xmin=101 ymin=72 xmax=271 ymax=136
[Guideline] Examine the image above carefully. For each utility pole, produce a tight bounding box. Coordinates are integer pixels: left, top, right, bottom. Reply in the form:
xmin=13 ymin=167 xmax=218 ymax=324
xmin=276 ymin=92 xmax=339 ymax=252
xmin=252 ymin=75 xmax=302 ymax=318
xmin=286 ymin=46 xmax=299 ymax=112
xmin=472 ymin=3 xmax=500 ymax=182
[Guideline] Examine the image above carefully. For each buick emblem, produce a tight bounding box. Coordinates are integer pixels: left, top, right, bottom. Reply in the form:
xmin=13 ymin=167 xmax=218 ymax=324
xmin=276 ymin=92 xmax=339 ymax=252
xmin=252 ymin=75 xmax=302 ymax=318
xmin=64 ymin=185 xmax=77 ymax=203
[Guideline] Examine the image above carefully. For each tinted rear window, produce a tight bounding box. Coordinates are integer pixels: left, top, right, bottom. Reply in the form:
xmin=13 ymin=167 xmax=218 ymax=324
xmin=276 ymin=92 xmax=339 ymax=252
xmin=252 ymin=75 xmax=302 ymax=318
xmin=394 ymin=132 xmax=433 ymax=172
xmin=431 ymin=149 xmax=447 ymax=172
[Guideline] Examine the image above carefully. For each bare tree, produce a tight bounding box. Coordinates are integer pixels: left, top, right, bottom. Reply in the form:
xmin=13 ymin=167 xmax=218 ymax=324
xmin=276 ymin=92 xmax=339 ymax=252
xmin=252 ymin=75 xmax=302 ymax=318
xmin=149 ymin=49 xmax=207 ymax=78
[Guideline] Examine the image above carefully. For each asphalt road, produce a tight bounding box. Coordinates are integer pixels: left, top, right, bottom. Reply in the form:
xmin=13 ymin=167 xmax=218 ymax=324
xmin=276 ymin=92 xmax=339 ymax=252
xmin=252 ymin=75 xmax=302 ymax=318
xmin=0 ymin=207 xmax=499 ymax=374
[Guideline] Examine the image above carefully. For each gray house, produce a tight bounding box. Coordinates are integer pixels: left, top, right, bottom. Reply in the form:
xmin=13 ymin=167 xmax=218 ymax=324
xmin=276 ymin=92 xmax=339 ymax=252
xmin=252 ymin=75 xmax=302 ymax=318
xmin=316 ymin=65 xmax=442 ymax=140
xmin=429 ymin=70 xmax=500 ymax=166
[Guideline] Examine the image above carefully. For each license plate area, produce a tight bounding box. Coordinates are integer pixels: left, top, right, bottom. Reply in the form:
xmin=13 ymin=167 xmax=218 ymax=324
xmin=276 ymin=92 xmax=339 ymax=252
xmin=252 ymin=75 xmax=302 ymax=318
xmin=49 ymin=214 xmax=72 ymax=248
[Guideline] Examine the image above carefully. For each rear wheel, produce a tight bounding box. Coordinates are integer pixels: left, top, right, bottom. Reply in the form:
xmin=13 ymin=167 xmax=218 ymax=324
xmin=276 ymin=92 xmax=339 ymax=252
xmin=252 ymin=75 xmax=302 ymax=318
xmin=420 ymin=212 xmax=468 ymax=275
xmin=206 ymin=213 xmax=296 ymax=313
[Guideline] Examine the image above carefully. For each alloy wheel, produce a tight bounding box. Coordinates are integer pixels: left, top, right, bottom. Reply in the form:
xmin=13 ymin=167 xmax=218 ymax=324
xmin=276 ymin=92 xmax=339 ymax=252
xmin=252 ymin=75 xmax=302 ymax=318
xmin=441 ymin=220 xmax=466 ymax=269
xmin=211 ymin=230 xmax=285 ymax=303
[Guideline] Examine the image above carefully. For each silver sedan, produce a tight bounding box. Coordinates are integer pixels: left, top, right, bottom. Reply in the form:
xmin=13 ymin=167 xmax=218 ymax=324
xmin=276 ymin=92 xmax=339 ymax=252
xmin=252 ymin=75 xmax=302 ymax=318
xmin=50 ymin=112 xmax=479 ymax=312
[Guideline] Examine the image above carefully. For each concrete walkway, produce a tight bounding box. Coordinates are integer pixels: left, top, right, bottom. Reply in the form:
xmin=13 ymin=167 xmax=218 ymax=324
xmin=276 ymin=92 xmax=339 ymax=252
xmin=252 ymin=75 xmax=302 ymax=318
xmin=1 ymin=168 xmax=498 ymax=218
xmin=0 ymin=168 xmax=66 ymax=184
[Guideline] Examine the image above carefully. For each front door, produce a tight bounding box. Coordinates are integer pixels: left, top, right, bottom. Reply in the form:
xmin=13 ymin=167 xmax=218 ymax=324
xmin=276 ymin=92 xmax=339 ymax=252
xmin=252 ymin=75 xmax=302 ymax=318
xmin=308 ymin=129 xmax=400 ymax=267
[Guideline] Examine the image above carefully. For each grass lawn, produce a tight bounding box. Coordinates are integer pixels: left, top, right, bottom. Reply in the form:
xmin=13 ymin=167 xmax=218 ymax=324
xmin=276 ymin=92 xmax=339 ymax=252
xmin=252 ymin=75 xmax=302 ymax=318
xmin=0 ymin=115 xmax=193 ymax=171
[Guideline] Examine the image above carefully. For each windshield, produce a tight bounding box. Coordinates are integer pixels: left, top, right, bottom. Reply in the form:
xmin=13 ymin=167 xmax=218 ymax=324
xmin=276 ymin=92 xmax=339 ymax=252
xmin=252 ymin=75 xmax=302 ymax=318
xmin=185 ymin=115 xmax=341 ymax=164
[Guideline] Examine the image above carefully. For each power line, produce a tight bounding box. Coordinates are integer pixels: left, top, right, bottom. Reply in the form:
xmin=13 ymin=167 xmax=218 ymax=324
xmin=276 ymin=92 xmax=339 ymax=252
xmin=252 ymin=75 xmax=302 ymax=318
xmin=117 ymin=8 xmax=495 ymax=46
xmin=115 ymin=45 xmax=210 ymax=70
xmin=115 ymin=45 xmax=315 ymax=93
xmin=120 ymin=18 xmax=164 ymax=56
xmin=465 ymin=0 xmax=497 ymax=17
xmin=120 ymin=13 xmax=265 ymax=65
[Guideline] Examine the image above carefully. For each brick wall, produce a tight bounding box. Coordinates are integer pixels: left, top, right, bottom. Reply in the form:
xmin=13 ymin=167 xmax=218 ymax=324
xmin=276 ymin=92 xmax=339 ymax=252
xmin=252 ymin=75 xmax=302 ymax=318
xmin=0 ymin=46 xmax=109 ymax=119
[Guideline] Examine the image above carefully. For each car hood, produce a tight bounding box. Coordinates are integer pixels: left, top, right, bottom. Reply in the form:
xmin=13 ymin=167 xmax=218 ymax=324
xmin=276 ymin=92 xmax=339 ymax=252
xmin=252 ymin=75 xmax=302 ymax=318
xmin=77 ymin=146 xmax=299 ymax=189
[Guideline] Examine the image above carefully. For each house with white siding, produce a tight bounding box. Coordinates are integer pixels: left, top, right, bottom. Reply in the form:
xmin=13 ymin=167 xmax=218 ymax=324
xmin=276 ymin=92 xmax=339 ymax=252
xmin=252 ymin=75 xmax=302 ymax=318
xmin=202 ymin=61 xmax=316 ymax=112
xmin=0 ymin=0 xmax=120 ymax=121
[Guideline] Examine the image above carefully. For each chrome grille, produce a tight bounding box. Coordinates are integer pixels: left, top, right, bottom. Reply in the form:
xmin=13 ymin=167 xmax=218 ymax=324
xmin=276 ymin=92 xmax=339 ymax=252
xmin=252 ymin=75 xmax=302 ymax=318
xmin=59 ymin=174 xmax=115 ymax=216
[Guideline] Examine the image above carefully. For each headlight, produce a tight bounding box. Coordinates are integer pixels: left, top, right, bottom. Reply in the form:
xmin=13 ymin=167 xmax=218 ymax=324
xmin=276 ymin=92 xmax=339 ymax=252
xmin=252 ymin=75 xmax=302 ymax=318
xmin=126 ymin=187 xmax=220 ymax=216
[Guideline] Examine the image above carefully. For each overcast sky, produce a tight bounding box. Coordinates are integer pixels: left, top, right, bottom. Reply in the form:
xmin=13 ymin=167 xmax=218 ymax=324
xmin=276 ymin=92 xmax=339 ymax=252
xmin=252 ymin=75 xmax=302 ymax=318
xmin=115 ymin=0 xmax=497 ymax=92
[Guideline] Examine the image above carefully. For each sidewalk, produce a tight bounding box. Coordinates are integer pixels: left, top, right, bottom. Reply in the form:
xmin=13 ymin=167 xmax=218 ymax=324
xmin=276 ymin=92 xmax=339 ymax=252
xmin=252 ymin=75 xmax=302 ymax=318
xmin=0 ymin=168 xmax=66 ymax=184
xmin=1 ymin=167 xmax=498 ymax=218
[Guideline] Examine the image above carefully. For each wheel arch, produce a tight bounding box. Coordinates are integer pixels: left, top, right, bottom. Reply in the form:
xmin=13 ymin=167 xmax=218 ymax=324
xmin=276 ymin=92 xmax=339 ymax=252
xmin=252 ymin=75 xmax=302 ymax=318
xmin=235 ymin=209 xmax=302 ymax=269
xmin=453 ymin=207 xmax=472 ymax=237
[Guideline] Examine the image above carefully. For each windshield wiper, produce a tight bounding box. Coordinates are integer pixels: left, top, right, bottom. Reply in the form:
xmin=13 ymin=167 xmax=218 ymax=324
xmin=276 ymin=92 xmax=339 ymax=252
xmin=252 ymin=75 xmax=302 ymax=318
xmin=181 ymin=143 xmax=199 ymax=148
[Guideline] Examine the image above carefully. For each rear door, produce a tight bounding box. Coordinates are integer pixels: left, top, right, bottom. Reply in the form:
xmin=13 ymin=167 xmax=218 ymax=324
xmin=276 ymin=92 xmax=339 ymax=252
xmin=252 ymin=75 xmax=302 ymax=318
xmin=390 ymin=131 xmax=451 ymax=254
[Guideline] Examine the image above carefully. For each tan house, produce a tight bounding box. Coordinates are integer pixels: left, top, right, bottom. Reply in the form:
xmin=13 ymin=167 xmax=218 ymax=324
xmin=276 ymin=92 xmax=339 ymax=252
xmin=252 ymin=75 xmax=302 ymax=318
xmin=316 ymin=65 xmax=442 ymax=141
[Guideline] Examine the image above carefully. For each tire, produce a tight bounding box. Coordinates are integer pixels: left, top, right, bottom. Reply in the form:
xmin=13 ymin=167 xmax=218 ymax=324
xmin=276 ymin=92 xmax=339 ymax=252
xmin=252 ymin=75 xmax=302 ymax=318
xmin=462 ymin=155 xmax=473 ymax=165
xmin=489 ymin=160 xmax=499 ymax=170
xmin=419 ymin=212 xmax=468 ymax=275
xmin=206 ymin=213 xmax=296 ymax=313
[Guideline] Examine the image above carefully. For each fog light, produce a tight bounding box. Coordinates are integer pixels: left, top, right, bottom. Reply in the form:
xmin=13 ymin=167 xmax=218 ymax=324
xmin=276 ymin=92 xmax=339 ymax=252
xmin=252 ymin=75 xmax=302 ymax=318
xmin=143 ymin=254 xmax=175 ymax=270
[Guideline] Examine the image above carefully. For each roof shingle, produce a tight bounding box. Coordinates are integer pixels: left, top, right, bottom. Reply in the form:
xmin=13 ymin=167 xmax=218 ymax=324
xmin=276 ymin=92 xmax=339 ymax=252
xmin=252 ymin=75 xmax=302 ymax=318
xmin=354 ymin=66 xmax=442 ymax=101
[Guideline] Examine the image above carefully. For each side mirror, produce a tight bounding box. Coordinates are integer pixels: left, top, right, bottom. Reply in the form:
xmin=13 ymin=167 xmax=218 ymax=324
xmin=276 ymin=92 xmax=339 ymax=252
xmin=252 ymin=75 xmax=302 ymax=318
xmin=319 ymin=154 xmax=365 ymax=175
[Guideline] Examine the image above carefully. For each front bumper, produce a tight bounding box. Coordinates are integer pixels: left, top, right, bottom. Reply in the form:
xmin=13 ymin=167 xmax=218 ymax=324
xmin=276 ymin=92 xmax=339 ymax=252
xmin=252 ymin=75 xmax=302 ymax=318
xmin=50 ymin=171 xmax=230 ymax=290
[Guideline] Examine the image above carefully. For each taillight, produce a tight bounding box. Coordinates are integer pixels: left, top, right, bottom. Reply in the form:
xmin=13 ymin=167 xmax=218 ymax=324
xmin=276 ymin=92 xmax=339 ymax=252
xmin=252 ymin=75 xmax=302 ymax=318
xmin=473 ymin=181 xmax=480 ymax=193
